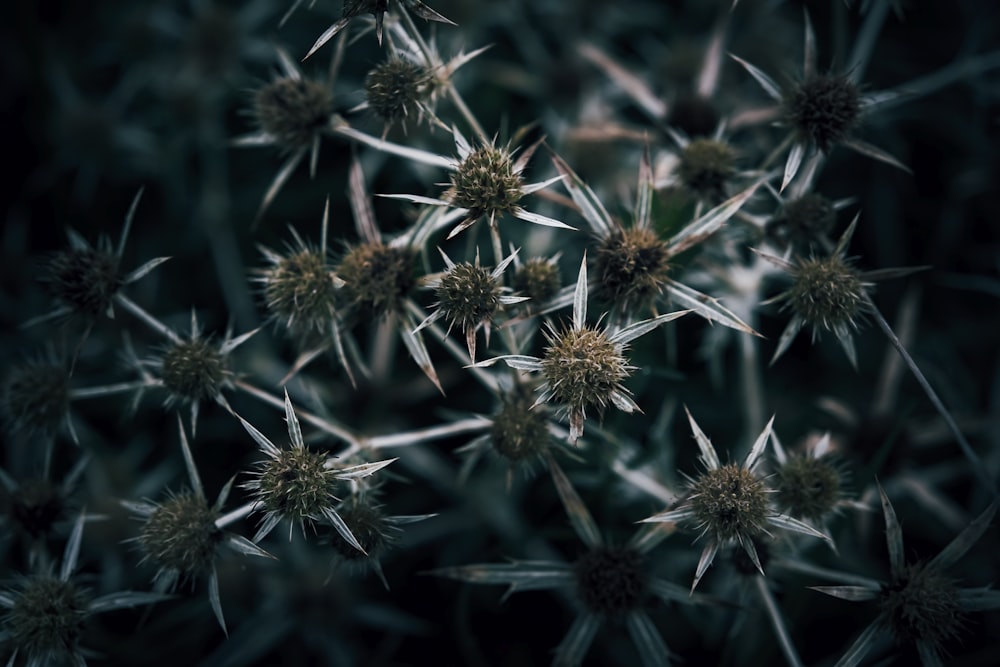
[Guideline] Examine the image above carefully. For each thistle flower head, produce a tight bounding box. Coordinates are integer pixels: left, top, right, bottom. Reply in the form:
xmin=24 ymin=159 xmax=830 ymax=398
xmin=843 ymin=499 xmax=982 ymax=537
xmin=772 ymin=434 xmax=847 ymax=524
xmin=238 ymin=390 xmax=395 ymax=549
xmin=328 ymin=496 xmax=396 ymax=564
xmin=364 ymin=57 xmax=432 ymax=128
xmin=767 ymin=192 xmax=837 ymax=250
xmin=161 ymin=338 xmax=226 ymax=404
xmin=415 ymin=248 xmax=526 ymax=361
xmin=643 ymin=409 xmax=832 ymax=591
xmin=678 ymin=138 xmax=735 ymax=200
xmin=593 ymin=227 xmax=671 ymax=312
xmin=573 ymin=546 xmax=649 ymax=616
xmin=784 ymin=74 xmax=861 ymax=153
xmin=489 ymin=388 xmax=553 ymax=465
xmin=5 ymin=575 xmax=88 ymax=662
xmin=811 ymin=488 xmax=999 ymax=665
xmin=511 ymin=256 xmax=561 ymax=307
xmin=256 ymin=208 xmax=341 ymax=345
xmin=473 ymin=257 xmax=687 ymax=442
xmin=449 ymin=143 xmax=523 ymax=218
xmin=1 ymin=356 xmax=71 ymax=440
xmin=254 ymin=76 xmax=333 ymax=152
xmin=337 ymin=242 xmax=417 ymax=318
xmin=45 ymin=242 xmax=122 ymax=318
xmin=138 ymin=490 xmax=221 ymax=577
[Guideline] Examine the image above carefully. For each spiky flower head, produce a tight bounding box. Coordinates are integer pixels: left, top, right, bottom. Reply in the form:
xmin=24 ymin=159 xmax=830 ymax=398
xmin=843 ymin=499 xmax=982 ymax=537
xmin=643 ymin=409 xmax=831 ymax=591
xmin=473 ymin=258 xmax=687 ymax=442
xmin=44 ymin=242 xmax=122 ymax=318
xmin=139 ymin=490 xmax=221 ymax=577
xmin=6 ymin=478 xmax=68 ymax=540
xmin=879 ymin=562 xmax=964 ymax=647
xmin=489 ymin=388 xmax=553 ymax=465
xmin=238 ymin=390 xmax=395 ymax=549
xmin=573 ymin=546 xmax=649 ymax=616
xmin=1 ymin=356 xmax=71 ymax=439
xmin=254 ymin=76 xmax=333 ymax=151
xmin=257 ymin=211 xmax=341 ymax=344
xmin=772 ymin=434 xmax=845 ymax=524
xmin=811 ymin=487 xmax=999 ymax=666
xmin=593 ymin=227 xmax=671 ymax=312
xmin=5 ymin=575 xmax=88 ymax=662
xmin=364 ymin=57 xmax=432 ymax=127
xmin=511 ymin=256 xmax=561 ymax=306
xmin=678 ymin=138 xmax=735 ymax=200
xmin=784 ymin=74 xmax=861 ymax=152
xmin=449 ymin=144 xmax=524 ymax=220
xmin=327 ymin=496 xmax=396 ymax=564
xmin=767 ymin=192 xmax=837 ymax=250
xmin=415 ymin=248 xmax=526 ymax=361
xmin=161 ymin=338 xmax=226 ymax=404
xmin=337 ymin=242 xmax=417 ymax=318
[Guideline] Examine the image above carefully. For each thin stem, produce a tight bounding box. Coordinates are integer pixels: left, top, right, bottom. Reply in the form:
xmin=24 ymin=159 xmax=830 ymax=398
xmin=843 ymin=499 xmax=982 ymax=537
xmin=754 ymin=575 xmax=804 ymax=667
xmin=739 ymin=316 xmax=766 ymax=438
xmin=115 ymin=294 xmax=182 ymax=344
xmin=365 ymin=417 xmax=491 ymax=449
xmin=865 ymin=297 xmax=998 ymax=498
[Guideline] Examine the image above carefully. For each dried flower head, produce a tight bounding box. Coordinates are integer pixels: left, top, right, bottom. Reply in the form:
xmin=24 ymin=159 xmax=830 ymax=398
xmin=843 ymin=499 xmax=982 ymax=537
xmin=337 ymin=242 xmax=417 ymax=318
xmin=643 ymin=409 xmax=831 ymax=592
xmin=573 ymin=546 xmax=649 ymax=616
xmin=774 ymin=452 xmax=843 ymax=524
xmin=812 ymin=487 xmax=999 ymax=666
xmin=254 ymin=77 xmax=333 ymax=152
xmin=475 ymin=258 xmax=687 ymax=442
xmin=1 ymin=356 xmax=72 ymax=440
xmin=488 ymin=388 xmax=553 ymax=465
xmin=784 ymin=74 xmax=861 ymax=153
xmin=364 ymin=57 xmax=432 ymax=128
xmin=511 ymin=256 xmax=561 ymax=307
xmin=593 ymin=227 xmax=671 ymax=312
xmin=238 ymin=390 xmax=395 ymax=548
xmin=678 ymin=138 xmax=736 ymax=200
xmin=415 ymin=249 xmax=526 ymax=361
xmin=767 ymin=192 xmax=837 ymax=250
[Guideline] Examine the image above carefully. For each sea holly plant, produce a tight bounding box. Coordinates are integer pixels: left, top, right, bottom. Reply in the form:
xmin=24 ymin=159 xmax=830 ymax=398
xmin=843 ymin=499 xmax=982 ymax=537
xmin=811 ymin=485 xmax=999 ymax=667
xmin=123 ymin=417 xmax=273 ymax=634
xmin=237 ymin=389 xmax=396 ymax=550
xmin=642 ymin=408 xmax=833 ymax=592
xmin=432 ymin=457 xmax=713 ymax=667
xmin=414 ymin=247 xmax=528 ymax=362
xmin=551 ymin=149 xmax=760 ymax=333
xmin=474 ymin=257 xmax=689 ymax=443
xmin=0 ymin=513 xmax=171 ymax=666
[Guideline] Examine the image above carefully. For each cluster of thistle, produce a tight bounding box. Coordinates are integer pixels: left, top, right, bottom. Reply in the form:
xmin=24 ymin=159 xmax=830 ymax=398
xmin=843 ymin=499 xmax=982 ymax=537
xmin=4 ymin=1 xmax=1000 ymax=666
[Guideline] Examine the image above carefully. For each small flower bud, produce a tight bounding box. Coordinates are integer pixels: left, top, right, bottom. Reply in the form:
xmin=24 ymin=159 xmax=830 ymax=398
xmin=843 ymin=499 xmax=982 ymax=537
xmin=512 ymin=258 xmax=560 ymax=306
xmin=436 ymin=262 xmax=502 ymax=333
xmin=45 ymin=246 xmax=121 ymax=317
xmin=573 ymin=546 xmax=648 ymax=616
xmin=1 ymin=359 xmax=71 ymax=438
xmin=328 ymin=497 xmax=394 ymax=563
xmin=784 ymin=74 xmax=861 ymax=152
xmin=879 ymin=563 xmax=964 ymax=647
xmin=364 ymin=58 xmax=431 ymax=126
xmin=774 ymin=453 xmax=842 ymax=522
xmin=490 ymin=390 xmax=551 ymax=464
xmin=337 ymin=242 xmax=416 ymax=318
xmin=7 ymin=479 xmax=67 ymax=539
xmin=593 ymin=227 xmax=670 ymax=311
xmin=788 ymin=255 xmax=865 ymax=332
xmin=690 ymin=464 xmax=770 ymax=543
xmin=448 ymin=146 xmax=524 ymax=219
xmin=255 ymin=77 xmax=333 ymax=150
xmin=768 ymin=193 xmax=836 ymax=250
xmin=678 ymin=138 xmax=735 ymax=200
xmin=140 ymin=491 xmax=221 ymax=576
xmin=6 ymin=576 xmax=88 ymax=661
xmin=161 ymin=339 xmax=226 ymax=403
